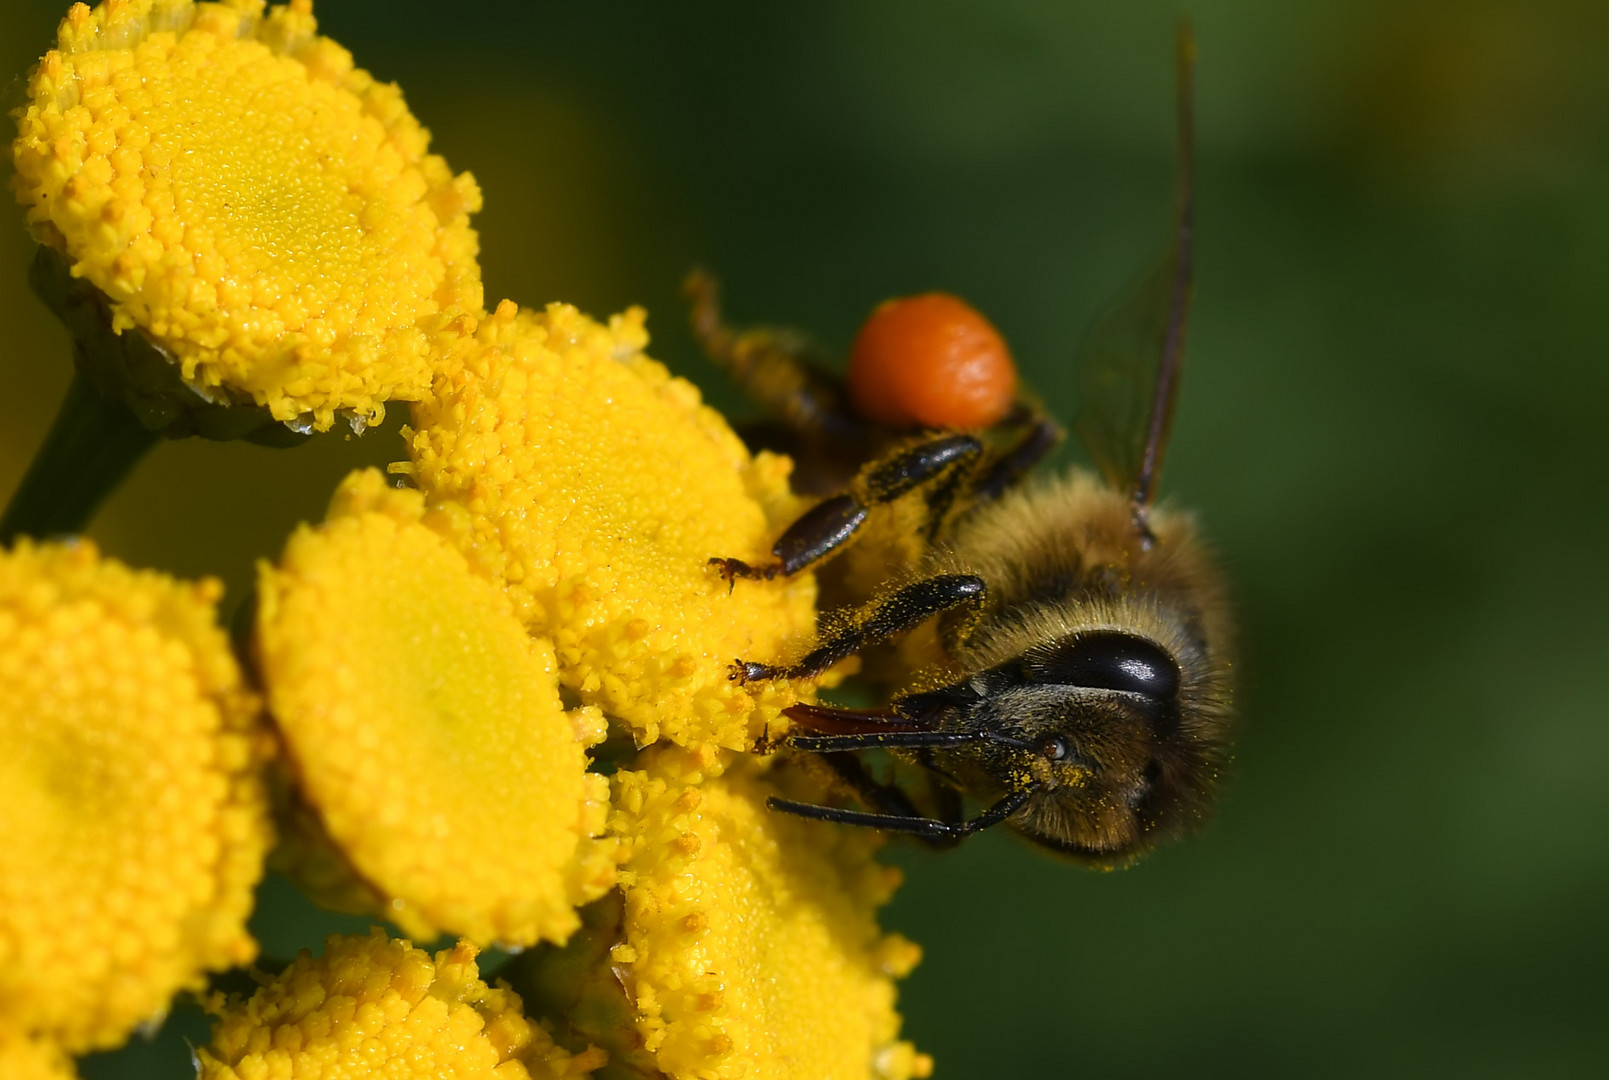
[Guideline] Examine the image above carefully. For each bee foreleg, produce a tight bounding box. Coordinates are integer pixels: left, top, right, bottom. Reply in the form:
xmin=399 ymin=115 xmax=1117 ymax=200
xmin=766 ymin=798 xmax=961 ymax=841
xmin=817 ymin=753 xmax=927 ymax=819
xmin=767 ymin=784 xmax=1033 ymax=844
xmin=735 ymin=573 xmax=985 ymax=682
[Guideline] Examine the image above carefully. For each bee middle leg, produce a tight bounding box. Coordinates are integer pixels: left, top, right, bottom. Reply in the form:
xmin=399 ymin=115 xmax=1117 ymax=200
xmin=712 ymin=433 xmax=983 ymax=585
xmin=734 ymin=572 xmax=984 ymax=683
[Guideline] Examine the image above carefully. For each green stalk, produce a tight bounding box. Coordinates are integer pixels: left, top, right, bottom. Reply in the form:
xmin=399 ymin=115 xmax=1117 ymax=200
xmin=0 ymin=369 xmax=160 ymax=544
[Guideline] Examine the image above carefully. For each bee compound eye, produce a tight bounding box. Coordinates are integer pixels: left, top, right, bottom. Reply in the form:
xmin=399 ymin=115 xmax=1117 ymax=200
xmin=1024 ymin=631 xmax=1181 ymax=701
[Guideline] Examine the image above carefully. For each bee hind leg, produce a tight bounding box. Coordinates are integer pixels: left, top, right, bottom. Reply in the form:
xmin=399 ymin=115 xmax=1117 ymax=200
xmin=684 ymin=268 xmax=866 ymax=443
xmin=733 ymin=572 xmax=985 ymax=682
xmin=715 ymin=433 xmax=983 ymax=583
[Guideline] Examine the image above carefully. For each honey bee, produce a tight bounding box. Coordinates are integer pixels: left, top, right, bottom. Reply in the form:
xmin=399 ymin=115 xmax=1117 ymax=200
xmin=690 ymin=28 xmax=1233 ymax=866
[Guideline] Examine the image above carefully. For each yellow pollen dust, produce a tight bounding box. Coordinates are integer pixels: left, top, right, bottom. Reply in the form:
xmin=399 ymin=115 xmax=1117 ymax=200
xmin=608 ymin=747 xmax=931 ymax=1080
xmin=406 ymin=300 xmax=818 ymax=750
xmin=11 ymin=0 xmax=484 ymax=430
xmin=197 ymin=931 xmax=605 ymax=1080
xmin=0 ymin=540 xmax=270 ymax=1053
xmin=256 ymin=470 xmax=617 ymax=946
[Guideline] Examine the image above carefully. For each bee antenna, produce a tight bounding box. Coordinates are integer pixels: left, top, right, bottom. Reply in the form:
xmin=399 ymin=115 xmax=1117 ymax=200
xmin=1131 ymin=22 xmax=1196 ymax=545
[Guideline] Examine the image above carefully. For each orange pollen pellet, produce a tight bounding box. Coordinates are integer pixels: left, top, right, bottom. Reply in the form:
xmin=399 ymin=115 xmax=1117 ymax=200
xmin=846 ymin=292 xmax=1018 ymax=430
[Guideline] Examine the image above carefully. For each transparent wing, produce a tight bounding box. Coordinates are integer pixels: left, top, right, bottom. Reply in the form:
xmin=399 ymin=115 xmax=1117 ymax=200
xmin=1072 ymin=25 xmax=1195 ymax=508
xmin=1070 ymin=246 xmax=1184 ymax=497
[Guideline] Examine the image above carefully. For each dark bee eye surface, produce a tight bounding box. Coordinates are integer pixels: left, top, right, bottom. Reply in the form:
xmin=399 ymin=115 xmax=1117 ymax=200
xmin=1023 ymin=631 xmax=1180 ymax=700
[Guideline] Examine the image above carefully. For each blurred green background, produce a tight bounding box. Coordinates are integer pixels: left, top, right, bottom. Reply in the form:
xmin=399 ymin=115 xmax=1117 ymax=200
xmin=4 ymin=0 xmax=1607 ymax=1076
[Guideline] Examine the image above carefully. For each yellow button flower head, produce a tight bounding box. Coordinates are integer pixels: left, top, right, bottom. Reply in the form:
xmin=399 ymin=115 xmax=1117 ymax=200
xmin=0 ymin=1033 xmax=77 ymax=1080
xmin=0 ymin=540 xmax=270 ymax=1052
xmin=11 ymin=0 xmax=484 ymax=431
xmin=198 ymin=931 xmax=605 ymax=1080
xmin=257 ymin=469 xmax=617 ymax=946
xmin=406 ymin=300 xmax=817 ymax=750
xmin=599 ymin=746 xmax=931 ymax=1080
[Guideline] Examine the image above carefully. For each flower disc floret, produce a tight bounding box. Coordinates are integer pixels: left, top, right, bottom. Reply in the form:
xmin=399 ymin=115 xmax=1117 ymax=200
xmin=256 ymin=469 xmax=617 ymax=946
xmin=197 ymin=931 xmax=604 ymax=1080
xmin=0 ymin=1033 xmax=78 ymax=1080
xmin=406 ymin=300 xmax=817 ymax=750
xmin=0 ymin=540 xmax=270 ymax=1052
xmin=604 ymin=746 xmax=931 ymax=1080
xmin=12 ymin=0 xmax=484 ymax=430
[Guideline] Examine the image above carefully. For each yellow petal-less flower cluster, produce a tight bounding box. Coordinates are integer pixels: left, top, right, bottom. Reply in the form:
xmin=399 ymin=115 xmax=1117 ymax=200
xmin=197 ymin=931 xmax=605 ymax=1080
xmin=256 ymin=469 xmax=618 ymax=946
xmin=602 ymin=746 xmax=931 ymax=1080
xmin=405 ymin=300 xmax=818 ymax=750
xmin=8 ymin=3 xmax=939 ymax=1072
xmin=0 ymin=1033 xmax=77 ymax=1080
xmin=11 ymin=0 xmax=483 ymax=431
xmin=0 ymin=540 xmax=271 ymax=1053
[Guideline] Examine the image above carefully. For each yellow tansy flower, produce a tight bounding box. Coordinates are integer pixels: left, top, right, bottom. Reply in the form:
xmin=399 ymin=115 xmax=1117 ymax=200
xmin=0 ymin=1032 xmax=77 ymax=1080
xmin=198 ymin=931 xmax=605 ymax=1080
xmin=405 ymin=300 xmax=817 ymax=750
xmin=256 ymin=469 xmax=617 ymax=946
xmin=597 ymin=746 xmax=930 ymax=1080
xmin=0 ymin=540 xmax=270 ymax=1053
xmin=12 ymin=0 xmax=483 ymax=431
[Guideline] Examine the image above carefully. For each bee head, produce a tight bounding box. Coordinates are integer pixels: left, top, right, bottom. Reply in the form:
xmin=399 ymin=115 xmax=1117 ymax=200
xmin=918 ymin=628 xmax=1231 ymax=866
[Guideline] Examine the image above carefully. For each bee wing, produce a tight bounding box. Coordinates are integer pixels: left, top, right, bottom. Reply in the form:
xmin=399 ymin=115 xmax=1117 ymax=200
xmin=1070 ymin=246 xmax=1186 ymax=498
xmin=1072 ymin=25 xmax=1195 ymax=509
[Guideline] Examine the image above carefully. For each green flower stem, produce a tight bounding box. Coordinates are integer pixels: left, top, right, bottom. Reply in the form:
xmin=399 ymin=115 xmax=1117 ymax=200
xmin=0 ymin=369 xmax=161 ymax=544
